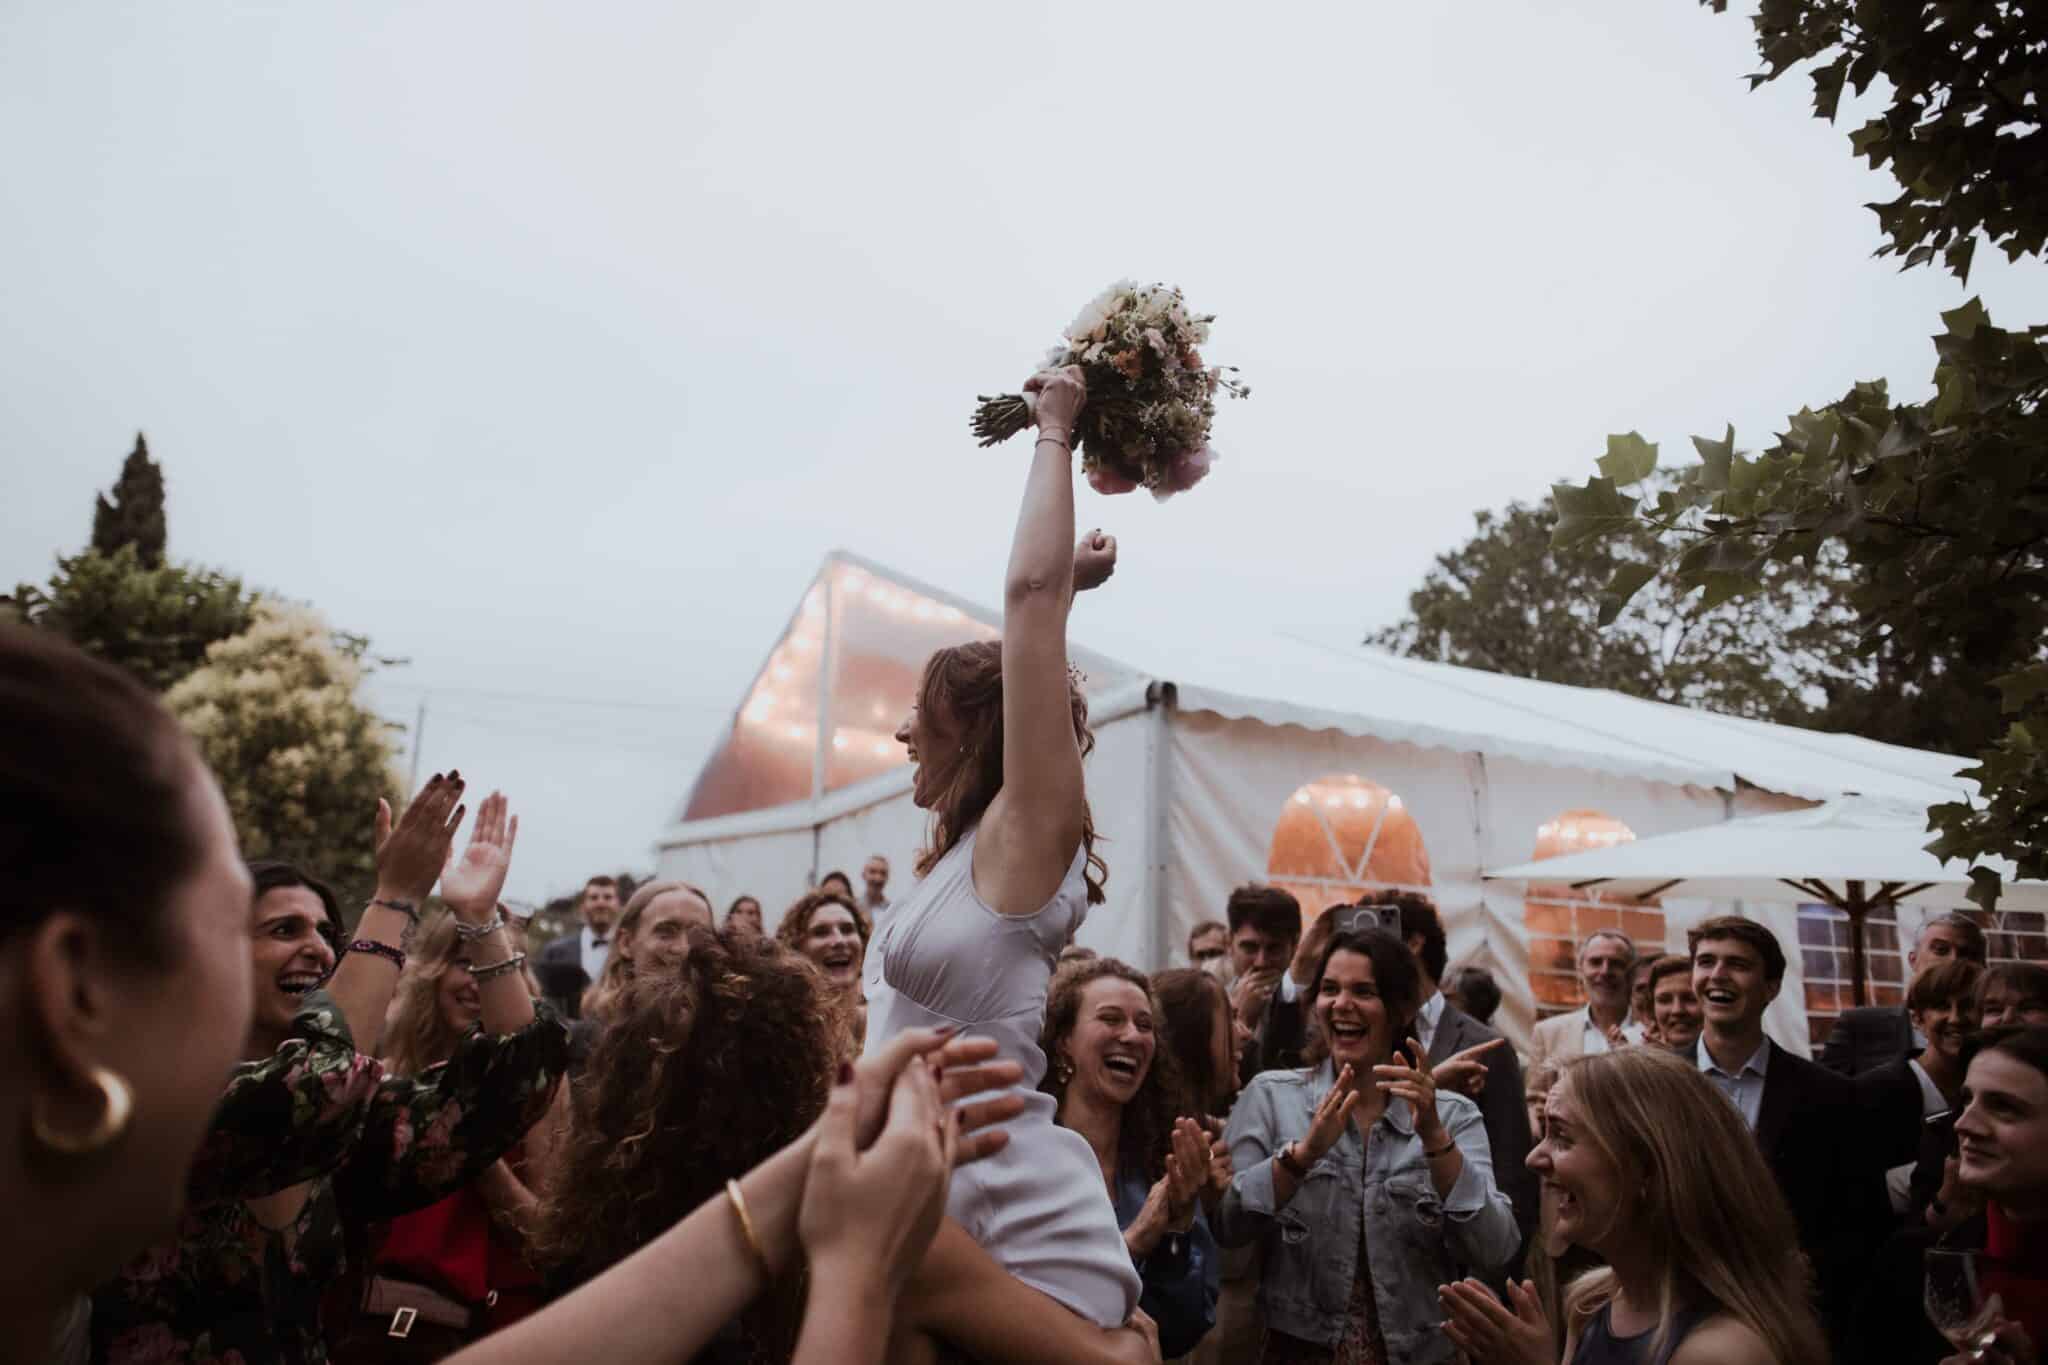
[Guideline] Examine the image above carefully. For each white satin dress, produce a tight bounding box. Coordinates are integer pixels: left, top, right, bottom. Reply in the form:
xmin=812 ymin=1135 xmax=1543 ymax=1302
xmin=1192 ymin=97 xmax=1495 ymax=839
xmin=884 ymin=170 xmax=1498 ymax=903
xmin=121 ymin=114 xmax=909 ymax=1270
xmin=862 ymin=825 xmax=1141 ymax=1328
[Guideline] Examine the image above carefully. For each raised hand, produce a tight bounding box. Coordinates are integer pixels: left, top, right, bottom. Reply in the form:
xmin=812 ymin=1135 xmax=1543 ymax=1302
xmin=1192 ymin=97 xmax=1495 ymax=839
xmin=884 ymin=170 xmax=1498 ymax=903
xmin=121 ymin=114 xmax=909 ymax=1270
xmin=1374 ymin=1040 xmax=1443 ymax=1141
xmin=1300 ymin=1064 xmax=1362 ymax=1163
xmin=440 ymin=790 xmax=518 ymax=920
xmin=1438 ymin=1278 xmax=1552 ymax=1365
xmin=1164 ymin=1118 xmax=1209 ymax=1225
xmin=1288 ymin=908 xmax=1341 ymax=993
xmin=1432 ymin=1036 xmax=1507 ymax=1098
xmin=1023 ymin=365 xmax=1087 ymax=437
xmin=1073 ymin=530 xmax=1118 ymax=592
xmin=373 ymin=772 xmax=466 ymax=903
xmin=852 ymin=1028 xmax=1025 ymax=1167
xmin=1200 ymin=1116 xmax=1233 ymax=1210
xmin=799 ymin=1057 xmax=954 ymax=1299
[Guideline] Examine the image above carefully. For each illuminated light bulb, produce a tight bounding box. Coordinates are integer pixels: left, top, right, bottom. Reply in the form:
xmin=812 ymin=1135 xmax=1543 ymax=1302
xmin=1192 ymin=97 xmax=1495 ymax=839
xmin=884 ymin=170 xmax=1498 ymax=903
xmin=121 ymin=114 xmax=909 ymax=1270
xmin=1351 ymin=793 xmax=1369 ymax=808
xmin=912 ymin=600 xmax=935 ymax=621
xmin=786 ymin=725 xmax=804 ymax=741
xmin=773 ymin=664 xmax=793 ymax=682
xmin=1388 ymin=795 xmax=1404 ymax=810
xmin=872 ymin=740 xmax=892 ymax=758
xmin=1294 ymin=792 xmax=1312 ymax=805
xmin=831 ymin=733 xmax=848 ymax=751
xmin=871 ymin=702 xmax=887 ymax=720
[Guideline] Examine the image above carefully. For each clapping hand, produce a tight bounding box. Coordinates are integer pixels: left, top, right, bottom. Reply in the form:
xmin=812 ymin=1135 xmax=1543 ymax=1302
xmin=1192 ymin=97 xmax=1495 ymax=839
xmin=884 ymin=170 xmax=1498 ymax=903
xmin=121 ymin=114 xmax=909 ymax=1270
xmin=851 ymin=1027 xmax=1026 ymax=1168
xmin=799 ymin=1057 xmax=955 ymax=1298
xmin=1438 ymin=1278 xmax=1552 ymax=1365
xmin=1373 ymin=1041 xmax=1443 ymax=1140
xmin=1073 ymin=530 xmax=1118 ymax=592
xmin=1199 ymin=1115 xmax=1233 ymax=1213
xmin=1299 ymin=1064 xmax=1362 ymax=1164
xmin=373 ymin=772 xmax=466 ymax=903
xmin=440 ymin=790 xmax=517 ymax=920
xmin=1432 ymin=1036 xmax=1506 ymax=1098
xmin=1163 ymin=1118 xmax=1209 ymax=1227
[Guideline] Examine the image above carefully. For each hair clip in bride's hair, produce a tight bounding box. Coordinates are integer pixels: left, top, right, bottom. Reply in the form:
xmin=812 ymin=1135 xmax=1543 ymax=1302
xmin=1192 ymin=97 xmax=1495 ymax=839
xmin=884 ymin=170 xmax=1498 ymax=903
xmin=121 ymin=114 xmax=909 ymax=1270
xmin=1067 ymin=664 xmax=1088 ymax=689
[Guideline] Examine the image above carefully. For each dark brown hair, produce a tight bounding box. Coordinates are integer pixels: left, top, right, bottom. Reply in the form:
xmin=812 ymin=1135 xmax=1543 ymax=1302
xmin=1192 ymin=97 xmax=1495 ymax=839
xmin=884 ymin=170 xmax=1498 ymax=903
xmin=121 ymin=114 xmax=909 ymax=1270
xmin=1039 ymin=958 xmax=1186 ymax=1181
xmin=531 ymin=928 xmax=834 ymax=1357
xmin=1355 ymin=887 xmax=1445 ymax=979
xmin=1301 ymin=927 xmax=1424 ymax=1068
xmin=1225 ymin=883 xmax=1301 ymax=942
xmin=1979 ymin=962 xmax=2048 ymax=1014
xmin=913 ymin=640 xmax=1107 ymax=905
xmin=1686 ymin=915 xmax=1786 ymax=984
xmin=1153 ymin=966 xmax=1232 ymax=1112
xmin=2 ymin=626 xmax=205 ymax=962
xmin=775 ymin=888 xmax=870 ymax=953
xmin=1907 ymin=957 xmax=1984 ymax=1014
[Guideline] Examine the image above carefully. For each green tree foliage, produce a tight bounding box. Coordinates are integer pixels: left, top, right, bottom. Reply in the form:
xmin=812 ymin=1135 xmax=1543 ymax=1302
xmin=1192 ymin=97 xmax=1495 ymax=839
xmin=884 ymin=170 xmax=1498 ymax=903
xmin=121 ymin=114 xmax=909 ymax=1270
xmin=1554 ymin=307 xmax=2048 ymax=903
xmin=1710 ymin=0 xmax=2048 ymax=279
xmin=1367 ymin=480 xmax=1868 ymax=727
xmin=168 ymin=600 xmax=404 ymax=896
xmin=1550 ymin=3 xmax=2048 ymax=905
xmin=11 ymin=545 xmax=254 ymax=692
xmin=91 ymin=433 xmax=168 ymax=568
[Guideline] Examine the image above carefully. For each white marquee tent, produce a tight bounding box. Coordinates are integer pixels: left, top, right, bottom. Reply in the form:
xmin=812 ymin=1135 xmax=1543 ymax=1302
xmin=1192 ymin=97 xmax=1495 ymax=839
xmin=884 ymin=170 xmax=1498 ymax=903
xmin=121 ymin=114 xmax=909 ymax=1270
xmin=654 ymin=551 xmax=1980 ymax=1054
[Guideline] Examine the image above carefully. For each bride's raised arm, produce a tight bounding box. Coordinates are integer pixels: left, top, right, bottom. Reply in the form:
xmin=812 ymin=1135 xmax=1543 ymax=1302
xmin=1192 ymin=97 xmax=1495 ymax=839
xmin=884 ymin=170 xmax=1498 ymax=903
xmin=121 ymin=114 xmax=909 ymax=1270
xmin=977 ymin=366 xmax=1105 ymax=916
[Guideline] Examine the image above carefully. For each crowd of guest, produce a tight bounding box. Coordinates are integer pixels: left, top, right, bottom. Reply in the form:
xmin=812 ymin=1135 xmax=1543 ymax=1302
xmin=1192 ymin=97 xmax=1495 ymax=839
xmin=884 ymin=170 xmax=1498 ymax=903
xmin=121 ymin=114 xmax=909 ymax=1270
xmin=9 ymin=362 xmax=2046 ymax=1365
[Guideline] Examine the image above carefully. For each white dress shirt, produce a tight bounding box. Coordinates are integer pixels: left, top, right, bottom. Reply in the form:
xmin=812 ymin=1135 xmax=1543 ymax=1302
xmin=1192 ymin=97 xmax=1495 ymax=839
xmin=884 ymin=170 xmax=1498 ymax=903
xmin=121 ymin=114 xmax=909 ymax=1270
xmin=1696 ymin=1033 xmax=1772 ymax=1132
xmin=1414 ymin=990 xmax=1448 ymax=1056
xmin=580 ymin=924 xmax=611 ymax=981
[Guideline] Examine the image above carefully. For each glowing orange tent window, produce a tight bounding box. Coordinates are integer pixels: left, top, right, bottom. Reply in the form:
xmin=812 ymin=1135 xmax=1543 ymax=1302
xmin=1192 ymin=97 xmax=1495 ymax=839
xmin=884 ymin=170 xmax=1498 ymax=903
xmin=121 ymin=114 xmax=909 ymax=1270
xmin=1265 ymin=774 xmax=1432 ymax=929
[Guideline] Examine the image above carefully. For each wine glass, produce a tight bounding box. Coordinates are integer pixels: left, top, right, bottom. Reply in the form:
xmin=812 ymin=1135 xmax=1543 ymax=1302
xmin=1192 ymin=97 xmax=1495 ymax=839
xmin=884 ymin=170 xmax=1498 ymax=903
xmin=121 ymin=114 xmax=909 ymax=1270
xmin=1924 ymin=1249 xmax=2003 ymax=1351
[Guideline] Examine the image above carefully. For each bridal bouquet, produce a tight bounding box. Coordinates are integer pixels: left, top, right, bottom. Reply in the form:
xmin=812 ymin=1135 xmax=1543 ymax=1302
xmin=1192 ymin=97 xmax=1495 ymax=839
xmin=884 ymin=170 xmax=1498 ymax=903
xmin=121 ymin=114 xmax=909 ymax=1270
xmin=971 ymin=281 xmax=1249 ymax=500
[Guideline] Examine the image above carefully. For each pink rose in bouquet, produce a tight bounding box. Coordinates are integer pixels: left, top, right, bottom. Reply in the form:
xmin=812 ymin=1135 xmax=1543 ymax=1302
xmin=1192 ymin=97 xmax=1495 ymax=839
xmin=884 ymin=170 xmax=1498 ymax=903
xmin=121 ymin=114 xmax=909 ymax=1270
xmin=971 ymin=281 xmax=1248 ymax=501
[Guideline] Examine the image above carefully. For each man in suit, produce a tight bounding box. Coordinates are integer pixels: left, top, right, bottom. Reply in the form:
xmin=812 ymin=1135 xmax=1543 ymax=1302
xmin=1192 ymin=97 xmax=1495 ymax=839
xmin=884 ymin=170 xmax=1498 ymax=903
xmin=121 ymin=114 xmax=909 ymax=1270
xmin=1527 ymin=930 xmax=1644 ymax=1069
xmin=1689 ymin=915 xmax=1889 ymax=1353
xmin=1819 ymin=911 xmax=1989 ymax=1077
xmin=1255 ymin=890 xmax=1538 ymax=1238
xmin=535 ymin=874 xmax=621 ymax=1019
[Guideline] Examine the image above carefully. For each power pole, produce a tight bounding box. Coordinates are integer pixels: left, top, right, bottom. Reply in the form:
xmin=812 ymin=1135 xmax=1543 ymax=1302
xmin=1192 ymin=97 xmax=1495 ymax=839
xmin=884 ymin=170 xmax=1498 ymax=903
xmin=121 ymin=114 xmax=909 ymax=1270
xmin=407 ymin=695 xmax=429 ymax=794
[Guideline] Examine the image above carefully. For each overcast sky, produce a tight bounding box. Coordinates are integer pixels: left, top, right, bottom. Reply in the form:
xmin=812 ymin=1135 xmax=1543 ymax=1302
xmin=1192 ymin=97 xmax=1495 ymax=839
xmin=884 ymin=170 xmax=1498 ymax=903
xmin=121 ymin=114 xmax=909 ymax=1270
xmin=6 ymin=3 xmax=2045 ymax=903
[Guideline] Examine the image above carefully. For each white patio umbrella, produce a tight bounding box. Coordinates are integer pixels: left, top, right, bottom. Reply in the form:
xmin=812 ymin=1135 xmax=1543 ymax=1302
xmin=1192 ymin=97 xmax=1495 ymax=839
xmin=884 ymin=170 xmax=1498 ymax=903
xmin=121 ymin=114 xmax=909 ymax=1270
xmin=1483 ymin=793 xmax=2048 ymax=1006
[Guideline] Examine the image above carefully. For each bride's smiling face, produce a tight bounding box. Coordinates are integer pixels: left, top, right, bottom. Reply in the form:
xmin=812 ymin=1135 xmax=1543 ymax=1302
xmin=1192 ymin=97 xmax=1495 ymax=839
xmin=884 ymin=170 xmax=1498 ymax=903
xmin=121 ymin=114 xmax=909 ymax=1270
xmin=894 ymin=702 xmax=963 ymax=809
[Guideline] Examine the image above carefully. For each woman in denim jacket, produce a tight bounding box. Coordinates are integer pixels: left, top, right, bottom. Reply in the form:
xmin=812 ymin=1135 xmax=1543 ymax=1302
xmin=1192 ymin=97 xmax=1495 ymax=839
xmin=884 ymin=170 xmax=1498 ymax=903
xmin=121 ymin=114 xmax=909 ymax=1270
xmin=1217 ymin=926 xmax=1517 ymax=1364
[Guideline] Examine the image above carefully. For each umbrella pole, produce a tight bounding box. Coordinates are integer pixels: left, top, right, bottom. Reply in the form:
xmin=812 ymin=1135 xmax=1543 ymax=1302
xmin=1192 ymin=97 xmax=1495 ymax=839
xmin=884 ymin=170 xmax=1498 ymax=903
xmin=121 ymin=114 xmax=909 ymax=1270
xmin=1847 ymin=881 xmax=1869 ymax=1009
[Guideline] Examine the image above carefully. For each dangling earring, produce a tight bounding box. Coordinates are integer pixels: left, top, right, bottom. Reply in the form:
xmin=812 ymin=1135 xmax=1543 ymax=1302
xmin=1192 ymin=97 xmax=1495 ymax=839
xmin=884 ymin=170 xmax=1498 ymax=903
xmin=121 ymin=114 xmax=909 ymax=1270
xmin=1054 ymin=1055 xmax=1074 ymax=1086
xmin=29 ymin=1065 xmax=135 ymax=1156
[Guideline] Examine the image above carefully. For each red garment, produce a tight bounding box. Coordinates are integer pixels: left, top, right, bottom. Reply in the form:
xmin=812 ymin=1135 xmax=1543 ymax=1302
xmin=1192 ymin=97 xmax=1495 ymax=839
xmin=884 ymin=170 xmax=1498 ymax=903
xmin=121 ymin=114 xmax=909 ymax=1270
xmin=1981 ymin=1204 xmax=2048 ymax=1352
xmin=374 ymin=1180 xmax=544 ymax=1331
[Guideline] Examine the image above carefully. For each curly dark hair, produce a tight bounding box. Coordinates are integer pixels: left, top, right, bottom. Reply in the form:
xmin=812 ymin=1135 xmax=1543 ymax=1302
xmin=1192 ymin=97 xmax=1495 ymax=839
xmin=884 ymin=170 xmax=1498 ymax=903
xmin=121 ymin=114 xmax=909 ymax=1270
xmin=530 ymin=927 xmax=836 ymax=1360
xmin=1039 ymin=957 xmax=1187 ymax=1182
xmin=775 ymin=888 xmax=871 ymax=954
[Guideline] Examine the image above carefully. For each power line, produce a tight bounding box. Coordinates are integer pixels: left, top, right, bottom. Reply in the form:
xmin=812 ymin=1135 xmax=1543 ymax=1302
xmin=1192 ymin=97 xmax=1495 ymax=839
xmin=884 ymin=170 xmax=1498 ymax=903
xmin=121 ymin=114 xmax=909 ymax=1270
xmin=369 ymin=679 xmax=734 ymax=716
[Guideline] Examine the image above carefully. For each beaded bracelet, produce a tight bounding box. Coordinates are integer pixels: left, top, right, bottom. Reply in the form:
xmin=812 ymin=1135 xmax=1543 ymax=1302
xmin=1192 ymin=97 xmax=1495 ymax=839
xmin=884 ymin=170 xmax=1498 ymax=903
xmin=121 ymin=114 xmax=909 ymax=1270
xmin=454 ymin=909 xmax=506 ymax=942
xmin=470 ymin=951 xmax=528 ymax=982
xmin=346 ymin=939 xmax=407 ymax=972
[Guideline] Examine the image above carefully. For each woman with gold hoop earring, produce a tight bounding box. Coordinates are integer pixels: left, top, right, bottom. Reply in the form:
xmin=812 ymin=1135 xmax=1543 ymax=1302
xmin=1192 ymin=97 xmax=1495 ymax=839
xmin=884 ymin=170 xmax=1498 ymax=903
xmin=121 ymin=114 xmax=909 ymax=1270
xmin=92 ymin=788 xmax=571 ymax=1365
xmin=3 ymin=628 xmax=257 ymax=1364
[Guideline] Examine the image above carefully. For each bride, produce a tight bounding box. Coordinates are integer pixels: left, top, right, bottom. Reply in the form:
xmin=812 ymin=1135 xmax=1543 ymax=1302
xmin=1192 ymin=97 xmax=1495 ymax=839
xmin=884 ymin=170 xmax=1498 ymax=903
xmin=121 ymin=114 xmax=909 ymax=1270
xmin=864 ymin=365 xmax=1140 ymax=1329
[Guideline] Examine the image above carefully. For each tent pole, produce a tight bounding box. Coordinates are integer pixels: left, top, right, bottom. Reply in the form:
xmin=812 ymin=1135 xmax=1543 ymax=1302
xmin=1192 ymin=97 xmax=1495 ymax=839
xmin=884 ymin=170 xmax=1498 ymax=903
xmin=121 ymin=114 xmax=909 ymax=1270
xmin=1846 ymin=880 xmax=1869 ymax=1008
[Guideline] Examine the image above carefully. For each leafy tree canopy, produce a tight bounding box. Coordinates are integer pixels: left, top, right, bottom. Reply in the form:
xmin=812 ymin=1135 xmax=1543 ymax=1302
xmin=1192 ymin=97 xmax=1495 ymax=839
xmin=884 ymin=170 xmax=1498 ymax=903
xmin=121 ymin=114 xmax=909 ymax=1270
xmin=11 ymin=545 xmax=254 ymax=693
xmin=168 ymin=600 xmax=403 ymax=896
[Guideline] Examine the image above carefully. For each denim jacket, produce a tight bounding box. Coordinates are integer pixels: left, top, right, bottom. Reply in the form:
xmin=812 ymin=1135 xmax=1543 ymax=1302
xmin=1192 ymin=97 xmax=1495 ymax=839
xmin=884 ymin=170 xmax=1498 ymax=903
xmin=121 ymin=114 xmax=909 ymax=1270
xmin=1215 ymin=1060 xmax=1517 ymax=1361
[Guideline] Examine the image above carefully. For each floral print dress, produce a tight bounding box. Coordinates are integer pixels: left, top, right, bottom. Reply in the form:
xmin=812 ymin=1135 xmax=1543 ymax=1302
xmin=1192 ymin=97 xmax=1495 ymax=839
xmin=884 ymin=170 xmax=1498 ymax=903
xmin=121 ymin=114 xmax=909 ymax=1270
xmin=92 ymin=992 xmax=567 ymax=1365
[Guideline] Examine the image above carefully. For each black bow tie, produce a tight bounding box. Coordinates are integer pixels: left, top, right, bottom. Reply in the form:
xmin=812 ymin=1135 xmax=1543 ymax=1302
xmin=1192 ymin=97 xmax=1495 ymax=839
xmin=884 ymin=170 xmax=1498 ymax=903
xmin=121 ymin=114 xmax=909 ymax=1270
xmin=590 ymin=936 xmax=608 ymax=947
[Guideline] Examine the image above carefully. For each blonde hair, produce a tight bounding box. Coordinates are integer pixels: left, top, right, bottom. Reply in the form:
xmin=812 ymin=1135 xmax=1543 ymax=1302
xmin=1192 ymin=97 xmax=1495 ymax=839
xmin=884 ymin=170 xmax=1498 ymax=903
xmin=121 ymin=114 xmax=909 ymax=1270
xmin=581 ymin=879 xmax=711 ymax=1024
xmin=382 ymin=914 xmax=541 ymax=1076
xmin=1554 ymin=1048 xmax=1827 ymax=1364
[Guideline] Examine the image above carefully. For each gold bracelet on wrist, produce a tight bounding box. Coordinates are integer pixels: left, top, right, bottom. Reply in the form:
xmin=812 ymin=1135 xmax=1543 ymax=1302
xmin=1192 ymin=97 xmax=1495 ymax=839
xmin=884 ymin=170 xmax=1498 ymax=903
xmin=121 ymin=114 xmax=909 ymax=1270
xmin=725 ymin=1178 xmax=767 ymax=1272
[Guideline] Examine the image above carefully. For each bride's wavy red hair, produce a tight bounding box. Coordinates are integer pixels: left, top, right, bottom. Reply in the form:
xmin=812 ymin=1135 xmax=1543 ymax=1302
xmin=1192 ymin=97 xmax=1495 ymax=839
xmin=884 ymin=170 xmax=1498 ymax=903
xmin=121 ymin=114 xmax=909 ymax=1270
xmin=914 ymin=640 xmax=1107 ymax=905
